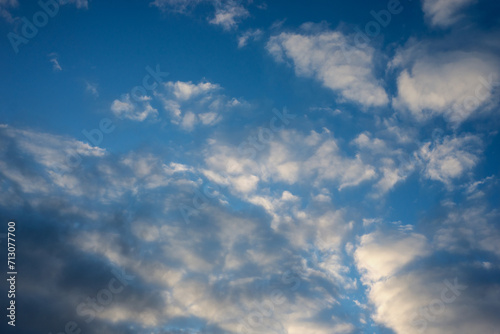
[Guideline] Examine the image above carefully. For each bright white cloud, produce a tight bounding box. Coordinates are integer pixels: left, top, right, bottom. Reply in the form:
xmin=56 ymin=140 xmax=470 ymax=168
xmin=267 ymin=25 xmax=388 ymax=107
xmin=203 ymin=129 xmax=377 ymax=195
xmin=355 ymin=229 xmax=430 ymax=282
xmin=392 ymin=48 xmax=500 ymax=123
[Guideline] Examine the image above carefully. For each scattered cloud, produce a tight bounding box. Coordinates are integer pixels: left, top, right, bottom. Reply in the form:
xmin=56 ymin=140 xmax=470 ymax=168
xmin=267 ymin=24 xmax=388 ymax=107
xmin=355 ymin=229 xmax=430 ymax=282
xmin=209 ymin=0 xmax=249 ymax=30
xmin=85 ymin=81 xmax=99 ymax=97
xmin=419 ymin=134 xmax=482 ymax=185
xmin=111 ymin=94 xmax=159 ymax=122
xmin=392 ymin=46 xmax=500 ymax=124
xmin=422 ymin=0 xmax=477 ymax=27
xmin=238 ymin=28 xmax=263 ymax=48
xmin=151 ymin=0 xmax=251 ymax=29
xmin=48 ymin=53 xmax=62 ymax=71
xmin=110 ymin=79 xmax=247 ymax=128
xmin=355 ymin=214 xmax=500 ymax=334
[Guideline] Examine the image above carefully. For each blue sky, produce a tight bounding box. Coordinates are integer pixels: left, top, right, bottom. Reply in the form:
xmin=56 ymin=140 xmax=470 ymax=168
xmin=1 ymin=0 xmax=500 ymax=333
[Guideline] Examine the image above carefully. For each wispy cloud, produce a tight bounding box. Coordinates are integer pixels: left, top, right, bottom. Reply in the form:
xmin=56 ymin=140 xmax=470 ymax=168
xmin=48 ymin=53 xmax=62 ymax=71
xmin=422 ymin=0 xmax=477 ymax=27
xmin=151 ymin=0 xmax=252 ymax=30
xmin=85 ymin=81 xmax=99 ymax=97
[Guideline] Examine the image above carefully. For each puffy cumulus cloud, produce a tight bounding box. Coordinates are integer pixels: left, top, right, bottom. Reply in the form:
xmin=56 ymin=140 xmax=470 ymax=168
xmin=391 ymin=44 xmax=500 ymax=124
xmin=160 ymin=80 xmax=248 ymax=130
xmin=267 ymin=24 xmax=388 ymax=107
xmin=354 ymin=201 xmax=500 ymax=334
xmin=111 ymin=94 xmax=159 ymax=122
xmin=151 ymin=0 xmax=250 ymax=29
xmin=111 ymin=79 xmax=247 ymax=130
xmin=418 ymin=134 xmax=482 ymax=185
xmin=67 ymin=193 xmax=355 ymax=334
xmin=203 ymin=129 xmax=377 ymax=197
xmin=0 ymin=124 xmax=360 ymax=333
xmin=111 ymin=81 xmax=249 ymax=131
xmin=354 ymin=228 xmax=430 ymax=283
xmin=422 ymin=0 xmax=476 ymax=27
xmin=367 ymin=267 xmax=500 ymax=334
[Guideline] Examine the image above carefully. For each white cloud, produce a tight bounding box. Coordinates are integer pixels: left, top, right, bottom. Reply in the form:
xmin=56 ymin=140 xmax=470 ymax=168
xmin=422 ymin=0 xmax=476 ymax=27
xmin=2 ymin=125 xmax=105 ymax=173
xmin=167 ymin=80 xmax=219 ymax=101
xmin=151 ymin=0 xmax=250 ymax=29
xmin=267 ymin=25 xmax=388 ymax=107
xmin=367 ymin=265 xmax=500 ymax=334
xmin=111 ymin=94 xmax=159 ymax=122
xmin=204 ymin=129 xmax=377 ymax=194
xmin=355 ymin=229 xmax=430 ymax=282
xmin=209 ymin=0 xmax=249 ymax=30
xmin=352 ymin=132 xmax=388 ymax=153
xmin=110 ymin=79 xmax=234 ymax=124
xmin=157 ymin=80 xmax=247 ymax=130
xmin=392 ymin=48 xmax=500 ymax=124
xmin=238 ymin=29 xmax=263 ymax=48
xmin=354 ymin=207 xmax=500 ymax=334
xmin=419 ymin=134 xmax=482 ymax=185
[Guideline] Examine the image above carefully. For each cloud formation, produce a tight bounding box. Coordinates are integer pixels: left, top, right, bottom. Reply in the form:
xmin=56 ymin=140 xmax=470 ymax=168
xmin=422 ymin=0 xmax=476 ymax=27
xmin=267 ymin=24 xmax=389 ymax=107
